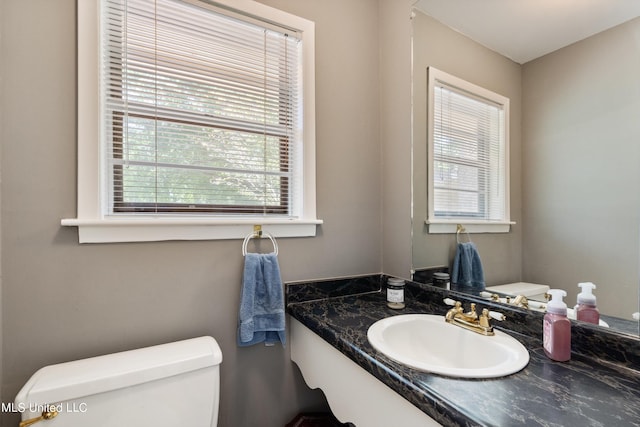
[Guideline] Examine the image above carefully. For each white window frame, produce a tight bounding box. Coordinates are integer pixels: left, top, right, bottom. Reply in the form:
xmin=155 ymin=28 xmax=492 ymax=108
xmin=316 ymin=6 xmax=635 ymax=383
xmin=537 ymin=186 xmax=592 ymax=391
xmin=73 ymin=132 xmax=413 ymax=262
xmin=425 ymin=67 xmax=513 ymax=234
xmin=63 ymin=0 xmax=321 ymax=243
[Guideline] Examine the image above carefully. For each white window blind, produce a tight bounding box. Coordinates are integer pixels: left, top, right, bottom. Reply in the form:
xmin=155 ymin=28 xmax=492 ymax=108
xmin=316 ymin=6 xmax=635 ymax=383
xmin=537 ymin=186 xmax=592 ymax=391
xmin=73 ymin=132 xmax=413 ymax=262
xmin=102 ymin=0 xmax=302 ymax=216
xmin=428 ymin=67 xmax=510 ymax=226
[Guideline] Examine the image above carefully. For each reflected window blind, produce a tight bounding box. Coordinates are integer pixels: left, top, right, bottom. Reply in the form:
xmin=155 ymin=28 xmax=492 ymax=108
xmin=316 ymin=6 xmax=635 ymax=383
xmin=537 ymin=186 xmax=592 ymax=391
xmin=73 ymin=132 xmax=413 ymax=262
xmin=102 ymin=0 xmax=301 ymax=215
xmin=432 ymin=81 xmax=506 ymax=221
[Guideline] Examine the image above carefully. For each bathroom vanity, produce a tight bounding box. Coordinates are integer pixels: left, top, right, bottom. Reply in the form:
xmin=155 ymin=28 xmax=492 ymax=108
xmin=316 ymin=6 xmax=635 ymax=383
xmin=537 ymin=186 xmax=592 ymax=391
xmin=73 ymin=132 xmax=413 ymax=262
xmin=286 ymin=275 xmax=640 ymax=427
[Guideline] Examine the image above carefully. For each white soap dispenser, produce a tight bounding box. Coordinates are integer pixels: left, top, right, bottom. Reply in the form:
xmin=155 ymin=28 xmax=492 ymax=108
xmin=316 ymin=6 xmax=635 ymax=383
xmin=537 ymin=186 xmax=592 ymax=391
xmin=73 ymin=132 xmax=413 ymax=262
xmin=575 ymin=282 xmax=599 ymax=325
xmin=543 ymin=289 xmax=571 ymax=362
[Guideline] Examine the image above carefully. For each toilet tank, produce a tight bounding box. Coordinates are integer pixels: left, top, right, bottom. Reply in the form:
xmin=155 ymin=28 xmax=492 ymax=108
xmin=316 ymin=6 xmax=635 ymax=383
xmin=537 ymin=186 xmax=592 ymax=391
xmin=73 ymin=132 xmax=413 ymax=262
xmin=15 ymin=336 xmax=222 ymax=427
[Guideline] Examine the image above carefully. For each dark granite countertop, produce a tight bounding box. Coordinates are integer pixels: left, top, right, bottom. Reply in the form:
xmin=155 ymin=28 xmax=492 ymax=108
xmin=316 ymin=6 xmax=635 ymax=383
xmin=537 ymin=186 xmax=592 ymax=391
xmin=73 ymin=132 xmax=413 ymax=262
xmin=286 ymin=275 xmax=640 ymax=427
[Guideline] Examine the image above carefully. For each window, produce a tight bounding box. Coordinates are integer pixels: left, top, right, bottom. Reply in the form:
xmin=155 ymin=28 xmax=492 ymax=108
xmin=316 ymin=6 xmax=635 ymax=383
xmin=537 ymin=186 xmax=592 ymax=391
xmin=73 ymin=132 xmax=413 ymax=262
xmin=65 ymin=0 xmax=320 ymax=243
xmin=426 ymin=67 xmax=512 ymax=233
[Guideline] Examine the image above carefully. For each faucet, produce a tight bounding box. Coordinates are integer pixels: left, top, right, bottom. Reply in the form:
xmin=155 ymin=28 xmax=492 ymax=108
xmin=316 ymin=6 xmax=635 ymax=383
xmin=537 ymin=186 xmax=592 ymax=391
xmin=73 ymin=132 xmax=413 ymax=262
xmin=509 ymin=295 xmax=529 ymax=309
xmin=482 ymin=293 xmax=548 ymax=311
xmin=444 ymin=299 xmax=504 ymax=336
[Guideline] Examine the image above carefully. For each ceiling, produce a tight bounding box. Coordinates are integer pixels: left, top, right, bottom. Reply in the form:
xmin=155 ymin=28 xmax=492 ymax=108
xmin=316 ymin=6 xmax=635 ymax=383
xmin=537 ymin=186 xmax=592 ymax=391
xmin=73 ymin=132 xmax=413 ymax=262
xmin=413 ymin=0 xmax=640 ymax=64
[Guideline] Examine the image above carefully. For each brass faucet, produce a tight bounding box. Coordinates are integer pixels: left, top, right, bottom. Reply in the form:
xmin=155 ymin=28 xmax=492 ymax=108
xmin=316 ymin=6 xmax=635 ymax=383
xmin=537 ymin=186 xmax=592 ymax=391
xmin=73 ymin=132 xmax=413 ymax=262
xmin=508 ymin=295 xmax=529 ymax=309
xmin=445 ymin=300 xmax=502 ymax=336
xmin=486 ymin=293 xmax=532 ymax=310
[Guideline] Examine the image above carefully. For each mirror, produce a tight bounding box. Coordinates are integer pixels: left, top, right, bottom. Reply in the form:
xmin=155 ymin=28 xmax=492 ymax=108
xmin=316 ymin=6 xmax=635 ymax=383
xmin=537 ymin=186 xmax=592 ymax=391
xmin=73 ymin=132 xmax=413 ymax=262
xmin=411 ymin=7 xmax=640 ymax=336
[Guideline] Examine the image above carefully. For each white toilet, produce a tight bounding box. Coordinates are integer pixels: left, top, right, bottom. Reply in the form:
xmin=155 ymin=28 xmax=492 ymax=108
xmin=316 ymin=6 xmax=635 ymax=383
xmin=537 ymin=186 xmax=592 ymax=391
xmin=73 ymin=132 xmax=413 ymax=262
xmin=15 ymin=336 xmax=223 ymax=426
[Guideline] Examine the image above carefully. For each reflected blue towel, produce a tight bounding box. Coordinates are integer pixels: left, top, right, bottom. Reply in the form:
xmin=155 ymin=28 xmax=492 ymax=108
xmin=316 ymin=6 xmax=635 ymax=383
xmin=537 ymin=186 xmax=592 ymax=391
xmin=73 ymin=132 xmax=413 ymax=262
xmin=237 ymin=252 xmax=286 ymax=347
xmin=451 ymin=242 xmax=485 ymax=289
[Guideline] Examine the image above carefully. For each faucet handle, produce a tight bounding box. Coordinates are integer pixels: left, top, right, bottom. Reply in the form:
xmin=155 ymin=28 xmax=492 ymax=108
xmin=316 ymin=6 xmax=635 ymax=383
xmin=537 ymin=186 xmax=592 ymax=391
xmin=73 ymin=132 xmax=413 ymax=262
xmin=488 ymin=311 xmax=506 ymax=321
xmin=443 ymin=298 xmax=457 ymax=306
xmin=480 ymin=309 xmax=505 ymax=329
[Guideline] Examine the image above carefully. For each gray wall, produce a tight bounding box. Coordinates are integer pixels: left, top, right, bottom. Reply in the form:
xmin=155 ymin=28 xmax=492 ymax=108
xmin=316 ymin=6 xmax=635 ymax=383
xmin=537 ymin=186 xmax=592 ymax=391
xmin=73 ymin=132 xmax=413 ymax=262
xmin=0 ymin=0 xmax=403 ymax=425
xmin=521 ymin=17 xmax=640 ymax=317
xmin=411 ymin=10 xmax=523 ymax=285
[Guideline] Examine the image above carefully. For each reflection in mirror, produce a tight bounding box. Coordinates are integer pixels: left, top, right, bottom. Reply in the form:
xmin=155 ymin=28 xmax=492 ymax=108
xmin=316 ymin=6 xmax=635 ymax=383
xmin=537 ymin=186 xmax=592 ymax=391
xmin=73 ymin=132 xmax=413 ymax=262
xmin=411 ymin=7 xmax=640 ymax=336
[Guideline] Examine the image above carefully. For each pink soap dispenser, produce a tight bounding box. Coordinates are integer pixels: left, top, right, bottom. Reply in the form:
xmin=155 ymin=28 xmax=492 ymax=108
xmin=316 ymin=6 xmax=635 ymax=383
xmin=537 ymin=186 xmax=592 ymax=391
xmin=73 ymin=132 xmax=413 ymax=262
xmin=575 ymin=282 xmax=600 ymax=325
xmin=543 ymin=289 xmax=571 ymax=362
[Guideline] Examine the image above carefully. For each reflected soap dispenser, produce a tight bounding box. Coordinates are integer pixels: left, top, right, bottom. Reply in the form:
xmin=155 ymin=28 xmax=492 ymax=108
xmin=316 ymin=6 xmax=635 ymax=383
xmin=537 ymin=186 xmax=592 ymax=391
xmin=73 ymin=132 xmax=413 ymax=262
xmin=543 ymin=289 xmax=571 ymax=362
xmin=575 ymin=282 xmax=600 ymax=325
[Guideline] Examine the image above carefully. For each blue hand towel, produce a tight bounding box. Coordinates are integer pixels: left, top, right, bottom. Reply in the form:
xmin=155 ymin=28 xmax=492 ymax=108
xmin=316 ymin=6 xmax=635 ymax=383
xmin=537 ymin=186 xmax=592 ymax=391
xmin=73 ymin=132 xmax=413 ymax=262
xmin=451 ymin=242 xmax=485 ymax=289
xmin=237 ymin=252 xmax=286 ymax=347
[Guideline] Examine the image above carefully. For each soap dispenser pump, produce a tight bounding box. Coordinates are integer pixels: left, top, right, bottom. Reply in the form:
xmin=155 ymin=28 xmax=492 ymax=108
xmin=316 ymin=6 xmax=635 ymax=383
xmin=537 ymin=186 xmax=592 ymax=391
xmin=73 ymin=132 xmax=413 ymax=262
xmin=575 ymin=282 xmax=599 ymax=325
xmin=543 ymin=289 xmax=571 ymax=362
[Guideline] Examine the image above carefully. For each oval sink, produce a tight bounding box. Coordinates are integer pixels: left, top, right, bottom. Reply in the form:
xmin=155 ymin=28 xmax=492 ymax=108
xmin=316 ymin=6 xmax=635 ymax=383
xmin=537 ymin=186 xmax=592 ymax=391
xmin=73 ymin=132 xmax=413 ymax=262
xmin=367 ymin=314 xmax=529 ymax=378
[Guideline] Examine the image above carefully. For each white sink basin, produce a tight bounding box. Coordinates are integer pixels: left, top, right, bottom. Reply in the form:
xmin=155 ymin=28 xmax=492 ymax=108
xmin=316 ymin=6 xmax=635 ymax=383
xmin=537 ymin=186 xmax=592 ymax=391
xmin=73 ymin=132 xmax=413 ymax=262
xmin=367 ymin=314 xmax=529 ymax=378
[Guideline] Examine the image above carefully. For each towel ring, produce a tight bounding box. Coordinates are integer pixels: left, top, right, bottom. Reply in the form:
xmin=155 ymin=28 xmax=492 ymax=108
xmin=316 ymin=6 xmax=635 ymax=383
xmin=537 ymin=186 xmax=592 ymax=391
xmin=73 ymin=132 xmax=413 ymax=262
xmin=456 ymin=224 xmax=472 ymax=244
xmin=242 ymin=231 xmax=278 ymax=256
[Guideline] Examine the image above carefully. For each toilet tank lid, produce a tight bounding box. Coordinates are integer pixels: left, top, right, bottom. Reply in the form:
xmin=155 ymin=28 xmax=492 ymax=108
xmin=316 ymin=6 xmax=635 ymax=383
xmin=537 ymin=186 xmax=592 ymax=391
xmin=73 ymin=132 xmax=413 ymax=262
xmin=15 ymin=336 xmax=222 ymax=406
xmin=486 ymin=282 xmax=550 ymax=297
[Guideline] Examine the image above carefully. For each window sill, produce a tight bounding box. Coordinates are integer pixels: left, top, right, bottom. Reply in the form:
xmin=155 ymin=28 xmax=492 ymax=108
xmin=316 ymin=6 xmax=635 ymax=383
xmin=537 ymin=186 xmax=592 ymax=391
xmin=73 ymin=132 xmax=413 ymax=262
xmin=61 ymin=217 xmax=323 ymax=243
xmin=425 ymin=220 xmax=514 ymax=234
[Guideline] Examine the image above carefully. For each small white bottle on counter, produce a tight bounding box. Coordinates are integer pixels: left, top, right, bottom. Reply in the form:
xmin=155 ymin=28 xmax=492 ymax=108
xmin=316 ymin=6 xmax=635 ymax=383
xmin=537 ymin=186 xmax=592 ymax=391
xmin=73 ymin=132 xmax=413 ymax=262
xmin=386 ymin=278 xmax=405 ymax=309
xmin=432 ymin=272 xmax=450 ymax=289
